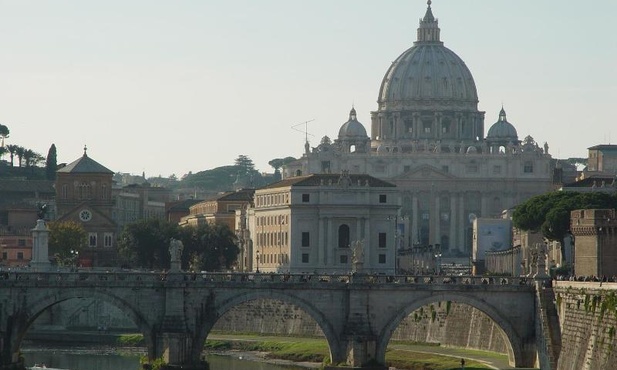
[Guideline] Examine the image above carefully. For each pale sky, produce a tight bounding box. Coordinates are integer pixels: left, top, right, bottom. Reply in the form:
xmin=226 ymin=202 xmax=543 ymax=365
xmin=1 ymin=1 xmax=616 ymax=177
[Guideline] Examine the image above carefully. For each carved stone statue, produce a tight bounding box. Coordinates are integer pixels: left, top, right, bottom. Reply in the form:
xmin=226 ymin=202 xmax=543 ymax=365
xmin=352 ymin=240 xmax=365 ymax=264
xmin=169 ymin=238 xmax=184 ymax=263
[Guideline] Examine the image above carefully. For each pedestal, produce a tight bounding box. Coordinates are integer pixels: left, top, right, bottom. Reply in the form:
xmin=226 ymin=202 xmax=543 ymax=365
xmin=30 ymin=219 xmax=51 ymax=272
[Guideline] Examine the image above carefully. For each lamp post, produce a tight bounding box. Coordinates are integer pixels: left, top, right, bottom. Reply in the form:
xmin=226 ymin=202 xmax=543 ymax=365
xmin=256 ymin=250 xmax=260 ymax=273
xmin=434 ymin=243 xmax=442 ymax=275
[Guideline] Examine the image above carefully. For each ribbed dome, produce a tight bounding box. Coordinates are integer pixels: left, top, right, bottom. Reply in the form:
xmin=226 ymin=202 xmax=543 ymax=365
xmin=487 ymin=108 xmax=518 ymax=140
xmin=338 ymin=107 xmax=368 ymax=139
xmin=377 ymin=2 xmax=478 ymax=109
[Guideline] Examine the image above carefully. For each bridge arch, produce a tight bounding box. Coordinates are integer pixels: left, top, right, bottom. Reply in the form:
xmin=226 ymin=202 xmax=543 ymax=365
xmin=376 ymin=293 xmax=523 ymax=367
xmin=15 ymin=288 xmax=156 ymax=359
xmin=196 ymin=290 xmax=344 ymax=364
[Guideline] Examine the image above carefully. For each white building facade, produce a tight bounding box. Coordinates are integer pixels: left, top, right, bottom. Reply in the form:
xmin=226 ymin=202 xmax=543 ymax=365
xmin=249 ymin=173 xmax=399 ymax=274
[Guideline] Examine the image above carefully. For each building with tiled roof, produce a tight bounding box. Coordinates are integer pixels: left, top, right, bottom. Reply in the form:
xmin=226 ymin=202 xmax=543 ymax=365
xmin=180 ymin=188 xmax=255 ymax=231
xmin=245 ymin=171 xmax=400 ymax=274
xmin=55 ymin=147 xmax=117 ymax=266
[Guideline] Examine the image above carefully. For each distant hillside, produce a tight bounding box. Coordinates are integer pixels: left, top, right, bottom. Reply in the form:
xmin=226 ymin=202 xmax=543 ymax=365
xmin=177 ymin=165 xmax=275 ymax=193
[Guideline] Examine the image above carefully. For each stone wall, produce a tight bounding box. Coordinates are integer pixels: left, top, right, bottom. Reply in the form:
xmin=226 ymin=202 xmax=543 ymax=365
xmin=213 ymin=299 xmax=507 ymax=353
xmin=554 ymin=282 xmax=617 ymax=370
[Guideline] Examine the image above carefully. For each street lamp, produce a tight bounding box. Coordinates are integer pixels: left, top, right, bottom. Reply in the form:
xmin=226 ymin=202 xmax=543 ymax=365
xmin=256 ymin=250 xmax=260 ymax=273
xmin=434 ymin=243 xmax=442 ymax=275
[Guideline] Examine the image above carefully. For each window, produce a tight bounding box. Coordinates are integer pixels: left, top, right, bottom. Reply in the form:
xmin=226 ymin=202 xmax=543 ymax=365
xmin=466 ymin=164 xmax=478 ymax=173
xmin=301 ymin=232 xmax=310 ymax=247
xmin=338 ymin=225 xmax=350 ymax=248
xmin=1 ymin=252 xmax=6 ymax=260
xmin=404 ymin=165 xmax=411 ymax=173
xmin=379 ymin=194 xmax=387 ymax=203
xmin=378 ymin=254 xmax=386 ymax=264
xmin=493 ymin=165 xmax=502 ymax=174
xmin=379 ymin=232 xmax=387 ymax=248
xmin=17 ymin=252 xmax=23 ymax=260
xmin=17 ymin=239 xmax=26 ymax=247
xmin=423 ymin=123 xmax=431 ymax=134
xmin=340 ymin=255 xmax=348 ymax=264
xmin=321 ymin=161 xmax=331 ymax=173
xmin=441 ymin=165 xmax=449 ymax=173
xmin=89 ymin=233 xmax=97 ymax=247
xmin=524 ymin=161 xmax=533 ymax=173
xmin=104 ymin=233 xmax=114 ymax=248
xmin=302 ymin=194 xmax=310 ymax=203
xmin=301 ymin=253 xmax=309 ymax=263
xmin=422 ymin=211 xmax=430 ymax=220
xmin=62 ymin=184 xmax=68 ymax=199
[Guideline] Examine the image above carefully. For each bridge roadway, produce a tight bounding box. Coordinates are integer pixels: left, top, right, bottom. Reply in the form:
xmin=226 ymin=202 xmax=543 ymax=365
xmin=0 ymin=271 xmax=542 ymax=369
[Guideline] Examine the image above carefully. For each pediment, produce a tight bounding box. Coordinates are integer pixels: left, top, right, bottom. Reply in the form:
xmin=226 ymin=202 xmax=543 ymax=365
xmin=391 ymin=164 xmax=457 ymax=181
xmin=57 ymin=202 xmax=117 ymax=228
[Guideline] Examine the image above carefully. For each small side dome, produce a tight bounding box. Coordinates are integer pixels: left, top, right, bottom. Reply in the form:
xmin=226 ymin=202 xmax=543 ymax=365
xmin=338 ymin=107 xmax=368 ymax=139
xmin=486 ymin=107 xmax=518 ymax=140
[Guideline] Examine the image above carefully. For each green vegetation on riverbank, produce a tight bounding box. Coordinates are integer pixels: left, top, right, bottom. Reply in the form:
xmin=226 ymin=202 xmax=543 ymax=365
xmin=117 ymin=333 xmax=495 ymax=369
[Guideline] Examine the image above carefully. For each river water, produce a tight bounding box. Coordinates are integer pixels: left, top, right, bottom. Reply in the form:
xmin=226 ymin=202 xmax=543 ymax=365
xmin=22 ymin=347 xmax=308 ymax=370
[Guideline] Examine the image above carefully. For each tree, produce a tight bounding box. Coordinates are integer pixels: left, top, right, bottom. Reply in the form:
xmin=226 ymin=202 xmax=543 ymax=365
xmin=268 ymin=156 xmax=296 ymax=171
xmin=46 ymin=144 xmax=58 ymax=180
xmin=0 ymin=124 xmax=8 ymax=147
xmin=5 ymin=144 xmax=17 ymax=166
xmin=513 ymin=191 xmax=617 ymax=243
xmin=178 ymin=223 xmax=238 ymax=272
xmin=48 ymin=221 xmax=87 ymax=266
xmin=23 ymin=149 xmax=43 ymax=168
xmin=118 ymin=219 xmax=239 ymax=271
xmin=14 ymin=146 xmax=25 ymax=167
xmin=234 ymin=155 xmax=255 ymax=173
xmin=118 ymin=218 xmax=180 ymax=269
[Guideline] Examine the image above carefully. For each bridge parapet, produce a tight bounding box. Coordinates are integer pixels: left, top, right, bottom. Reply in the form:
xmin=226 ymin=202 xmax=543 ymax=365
xmin=0 ymin=271 xmax=536 ymax=289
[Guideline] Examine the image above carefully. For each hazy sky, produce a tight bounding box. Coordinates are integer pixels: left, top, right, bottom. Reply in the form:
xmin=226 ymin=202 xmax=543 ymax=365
xmin=1 ymin=1 xmax=615 ymax=177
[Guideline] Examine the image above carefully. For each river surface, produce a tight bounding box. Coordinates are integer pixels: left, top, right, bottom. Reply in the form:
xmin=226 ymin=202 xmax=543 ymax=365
xmin=22 ymin=347 xmax=308 ymax=370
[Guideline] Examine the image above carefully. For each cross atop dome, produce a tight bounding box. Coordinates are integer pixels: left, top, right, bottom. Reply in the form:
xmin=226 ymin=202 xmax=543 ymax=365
xmin=83 ymin=145 xmax=88 ymax=157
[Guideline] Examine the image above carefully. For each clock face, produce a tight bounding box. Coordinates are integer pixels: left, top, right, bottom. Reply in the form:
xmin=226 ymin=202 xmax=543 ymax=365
xmin=79 ymin=209 xmax=92 ymax=222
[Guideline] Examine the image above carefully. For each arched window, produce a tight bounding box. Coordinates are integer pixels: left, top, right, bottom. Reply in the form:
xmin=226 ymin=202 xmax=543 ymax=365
xmin=338 ymin=224 xmax=350 ymax=248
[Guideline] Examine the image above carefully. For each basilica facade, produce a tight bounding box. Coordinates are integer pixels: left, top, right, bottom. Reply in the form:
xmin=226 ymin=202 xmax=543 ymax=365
xmin=283 ymin=2 xmax=554 ymax=255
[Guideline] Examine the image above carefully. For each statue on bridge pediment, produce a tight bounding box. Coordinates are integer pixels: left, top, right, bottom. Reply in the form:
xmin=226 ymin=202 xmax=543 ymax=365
xmin=169 ymin=238 xmax=184 ymax=263
xmin=352 ymin=240 xmax=365 ymax=266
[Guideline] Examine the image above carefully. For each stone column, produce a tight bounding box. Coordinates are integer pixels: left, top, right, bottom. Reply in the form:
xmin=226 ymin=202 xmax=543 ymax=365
xmin=318 ymin=217 xmax=325 ymax=267
xmin=411 ymin=193 xmax=419 ymax=244
xmin=327 ymin=217 xmax=333 ymax=267
xmin=364 ymin=218 xmax=371 ymax=267
xmin=434 ymin=195 xmax=441 ymax=245
xmin=31 ymin=219 xmax=51 ymax=272
xmin=449 ymin=193 xmax=457 ymax=249
xmin=481 ymin=193 xmax=489 ymax=217
xmin=458 ymin=193 xmax=465 ymax=253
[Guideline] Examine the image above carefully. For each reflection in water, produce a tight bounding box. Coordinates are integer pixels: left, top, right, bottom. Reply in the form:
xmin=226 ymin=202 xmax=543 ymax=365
xmin=23 ymin=348 xmax=306 ymax=370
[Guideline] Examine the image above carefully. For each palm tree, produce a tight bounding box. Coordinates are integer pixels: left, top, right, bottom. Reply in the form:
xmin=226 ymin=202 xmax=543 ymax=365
xmin=6 ymin=144 xmax=18 ymax=167
xmin=24 ymin=149 xmax=43 ymax=168
xmin=14 ymin=146 xmax=25 ymax=167
xmin=0 ymin=146 xmax=7 ymax=162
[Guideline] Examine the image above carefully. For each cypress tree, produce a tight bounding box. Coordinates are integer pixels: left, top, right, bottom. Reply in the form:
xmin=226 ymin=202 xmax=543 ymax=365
xmin=46 ymin=144 xmax=57 ymax=180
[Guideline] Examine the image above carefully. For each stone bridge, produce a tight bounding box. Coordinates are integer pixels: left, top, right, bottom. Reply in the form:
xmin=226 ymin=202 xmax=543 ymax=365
xmin=0 ymin=271 xmax=547 ymax=369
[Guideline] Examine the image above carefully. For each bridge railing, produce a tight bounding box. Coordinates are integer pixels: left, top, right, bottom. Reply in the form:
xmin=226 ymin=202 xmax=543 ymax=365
xmin=0 ymin=271 xmax=534 ymax=287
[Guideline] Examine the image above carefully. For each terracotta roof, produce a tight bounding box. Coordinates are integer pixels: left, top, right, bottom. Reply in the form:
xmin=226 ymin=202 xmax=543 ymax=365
xmin=205 ymin=188 xmax=255 ymax=202
xmin=259 ymin=174 xmax=396 ymax=189
xmin=57 ymin=154 xmax=113 ymax=174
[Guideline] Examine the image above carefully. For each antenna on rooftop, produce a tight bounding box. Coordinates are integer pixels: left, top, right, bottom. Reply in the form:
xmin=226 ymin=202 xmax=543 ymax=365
xmin=291 ymin=119 xmax=316 ymax=143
